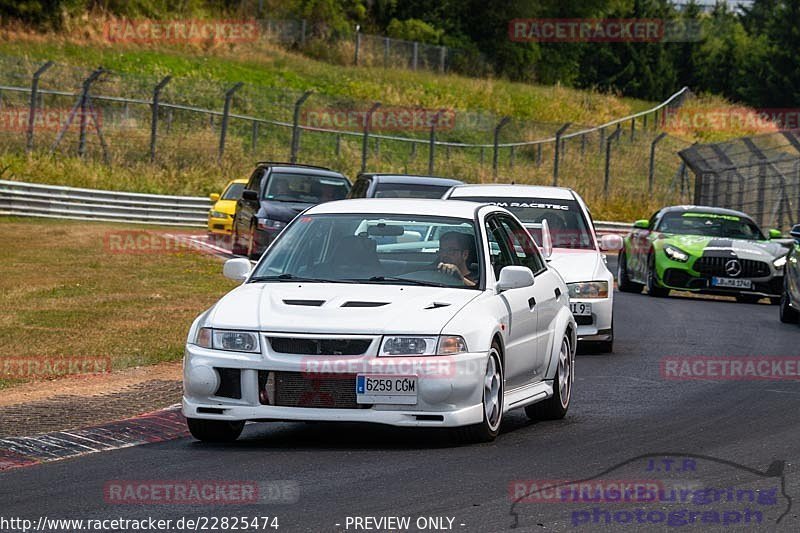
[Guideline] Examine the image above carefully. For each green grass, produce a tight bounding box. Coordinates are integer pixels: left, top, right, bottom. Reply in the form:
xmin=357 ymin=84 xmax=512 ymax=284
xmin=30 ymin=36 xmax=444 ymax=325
xmin=0 ymin=218 xmax=237 ymax=389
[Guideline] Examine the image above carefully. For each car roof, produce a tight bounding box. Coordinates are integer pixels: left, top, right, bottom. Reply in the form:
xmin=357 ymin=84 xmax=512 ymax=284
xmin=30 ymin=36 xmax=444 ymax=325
xmin=660 ymin=205 xmax=755 ymax=220
xmin=230 ymin=178 xmax=249 ymax=184
xmin=447 ymin=183 xmax=576 ymax=200
xmin=307 ymin=198 xmax=496 ymax=219
xmin=361 ymin=174 xmax=464 ymax=186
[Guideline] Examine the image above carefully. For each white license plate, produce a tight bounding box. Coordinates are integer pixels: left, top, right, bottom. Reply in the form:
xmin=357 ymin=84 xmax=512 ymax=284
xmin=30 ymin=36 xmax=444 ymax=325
xmin=570 ymin=302 xmax=593 ymax=316
xmin=711 ymin=277 xmax=753 ymax=289
xmin=356 ymin=375 xmax=417 ymax=405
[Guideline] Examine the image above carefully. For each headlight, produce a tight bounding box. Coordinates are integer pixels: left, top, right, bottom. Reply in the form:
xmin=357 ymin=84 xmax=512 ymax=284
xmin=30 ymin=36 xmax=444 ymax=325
xmin=194 ymin=327 xmax=260 ymax=353
xmin=257 ymin=217 xmax=287 ymax=230
xmin=567 ymin=281 xmax=609 ymax=299
xmin=664 ymin=245 xmax=689 ymax=262
xmin=379 ymin=335 xmax=469 ymax=356
xmin=209 ymin=210 xmax=230 ymax=219
xmin=774 ymin=255 xmax=787 ymax=269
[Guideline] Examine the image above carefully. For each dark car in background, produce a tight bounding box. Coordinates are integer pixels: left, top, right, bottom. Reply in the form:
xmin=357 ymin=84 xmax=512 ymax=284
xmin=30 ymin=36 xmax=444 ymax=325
xmin=347 ymin=173 xmax=463 ymax=199
xmin=780 ymin=224 xmax=800 ymax=324
xmin=231 ymin=162 xmax=351 ymax=259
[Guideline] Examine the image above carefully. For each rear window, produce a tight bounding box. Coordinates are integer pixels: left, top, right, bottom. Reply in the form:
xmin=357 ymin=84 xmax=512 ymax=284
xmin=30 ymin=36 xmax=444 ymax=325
xmin=264 ymin=172 xmax=350 ymax=203
xmin=374 ymin=183 xmax=453 ymax=199
xmin=221 ymin=182 xmax=245 ymax=200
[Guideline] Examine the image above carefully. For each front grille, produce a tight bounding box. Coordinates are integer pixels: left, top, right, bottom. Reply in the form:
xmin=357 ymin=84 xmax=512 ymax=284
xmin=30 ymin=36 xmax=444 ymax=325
xmin=262 ymin=371 xmax=360 ymax=409
xmin=268 ymin=337 xmax=371 ymax=355
xmin=213 ymin=224 xmax=225 ymax=230
xmin=214 ymin=368 xmax=242 ymax=399
xmin=693 ymin=256 xmax=770 ymax=278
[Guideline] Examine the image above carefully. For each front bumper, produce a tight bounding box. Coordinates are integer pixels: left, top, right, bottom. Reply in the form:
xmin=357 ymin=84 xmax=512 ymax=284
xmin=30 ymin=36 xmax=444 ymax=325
xmin=208 ymin=215 xmax=233 ymax=236
xmin=182 ymin=342 xmax=487 ymax=428
xmin=573 ymin=296 xmax=613 ymax=342
xmin=661 ymin=268 xmax=782 ymax=298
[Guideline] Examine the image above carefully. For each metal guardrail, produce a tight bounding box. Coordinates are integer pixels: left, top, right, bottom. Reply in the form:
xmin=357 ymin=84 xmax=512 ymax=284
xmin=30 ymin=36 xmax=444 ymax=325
xmin=0 ymin=179 xmax=634 ymax=232
xmin=0 ymin=180 xmax=211 ymax=227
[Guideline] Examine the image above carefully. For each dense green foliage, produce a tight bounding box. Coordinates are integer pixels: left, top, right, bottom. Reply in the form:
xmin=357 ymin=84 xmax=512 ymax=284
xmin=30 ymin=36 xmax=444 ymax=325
xmin=2 ymin=0 xmax=797 ymax=107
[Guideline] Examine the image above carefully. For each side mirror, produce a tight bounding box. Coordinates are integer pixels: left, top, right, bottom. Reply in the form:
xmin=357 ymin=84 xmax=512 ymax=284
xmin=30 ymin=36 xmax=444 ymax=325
xmin=242 ymin=189 xmax=259 ymax=202
xmin=209 ymin=193 xmax=220 ymax=202
xmin=540 ymin=218 xmax=553 ymax=260
xmin=496 ymin=266 xmax=535 ymax=293
xmin=633 ymin=219 xmax=650 ymax=230
xmin=223 ymin=258 xmax=252 ymax=282
xmin=599 ymin=233 xmax=624 ymax=252
xmin=768 ymin=228 xmax=782 ymax=240
xmin=790 ymin=224 xmax=800 ymax=242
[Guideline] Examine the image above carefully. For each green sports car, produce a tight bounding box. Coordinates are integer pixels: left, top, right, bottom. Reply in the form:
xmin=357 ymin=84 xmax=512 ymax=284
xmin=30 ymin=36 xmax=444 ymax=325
xmin=618 ymin=206 xmax=789 ymax=303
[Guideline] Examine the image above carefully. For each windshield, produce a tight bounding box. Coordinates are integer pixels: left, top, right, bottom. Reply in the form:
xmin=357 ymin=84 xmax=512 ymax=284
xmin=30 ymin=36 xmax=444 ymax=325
xmin=264 ymin=172 xmax=350 ymax=203
xmin=221 ymin=182 xmax=245 ymax=200
xmin=454 ymin=196 xmax=595 ymax=249
xmin=374 ymin=183 xmax=454 ymax=199
xmin=657 ymin=212 xmax=765 ymax=240
xmin=251 ymin=214 xmax=481 ymax=289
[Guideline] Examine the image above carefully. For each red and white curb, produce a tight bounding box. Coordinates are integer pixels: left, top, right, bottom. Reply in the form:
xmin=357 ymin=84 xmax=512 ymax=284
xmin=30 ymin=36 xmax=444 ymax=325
xmin=0 ymin=405 xmax=188 ymax=473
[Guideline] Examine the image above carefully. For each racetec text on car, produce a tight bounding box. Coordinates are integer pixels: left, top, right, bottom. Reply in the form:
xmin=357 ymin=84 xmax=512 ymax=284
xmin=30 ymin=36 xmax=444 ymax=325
xmin=619 ymin=205 xmax=788 ymax=303
xmin=443 ymin=184 xmax=622 ymax=352
xmin=183 ymin=199 xmax=576 ymax=443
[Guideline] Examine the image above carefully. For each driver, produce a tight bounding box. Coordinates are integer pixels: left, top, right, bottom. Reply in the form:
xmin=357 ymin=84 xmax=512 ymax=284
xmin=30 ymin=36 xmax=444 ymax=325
xmin=436 ymin=231 xmax=478 ymax=287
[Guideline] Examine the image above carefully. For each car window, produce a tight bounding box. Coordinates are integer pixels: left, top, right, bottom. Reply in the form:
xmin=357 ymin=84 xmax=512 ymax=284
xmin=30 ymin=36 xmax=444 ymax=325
xmin=484 ymin=218 xmax=516 ymax=280
xmin=373 ymin=183 xmax=453 ymax=199
xmin=349 ymin=178 xmax=370 ymax=198
xmin=498 ymin=216 xmax=546 ymax=275
xmin=222 ymin=182 xmax=245 ymax=200
xmin=246 ymin=169 xmax=265 ymax=191
xmin=656 ymin=212 xmax=765 ymax=240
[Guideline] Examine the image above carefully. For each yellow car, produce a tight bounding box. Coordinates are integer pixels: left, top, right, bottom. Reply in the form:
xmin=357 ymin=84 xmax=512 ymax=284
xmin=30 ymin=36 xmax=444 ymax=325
xmin=207 ymin=178 xmax=247 ymax=241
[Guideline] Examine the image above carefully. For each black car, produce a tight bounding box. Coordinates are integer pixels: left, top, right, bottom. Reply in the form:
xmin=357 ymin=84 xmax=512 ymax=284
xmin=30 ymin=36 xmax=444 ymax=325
xmin=780 ymin=224 xmax=800 ymax=324
xmin=347 ymin=173 xmax=463 ymax=199
xmin=231 ymin=162 xmax=351 ymax=259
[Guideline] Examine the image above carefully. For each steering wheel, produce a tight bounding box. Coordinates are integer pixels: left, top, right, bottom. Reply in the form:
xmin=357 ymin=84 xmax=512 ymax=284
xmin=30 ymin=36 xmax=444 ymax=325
xmin=403 ymin=268 xmax=464 ymax=286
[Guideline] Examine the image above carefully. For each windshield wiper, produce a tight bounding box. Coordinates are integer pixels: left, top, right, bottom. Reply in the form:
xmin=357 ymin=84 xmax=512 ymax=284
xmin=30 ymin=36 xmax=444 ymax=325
xmin=249 ymin=274 xmax=352 ymax=283
xmin=352 ymin=276 xmax=449 ymax=287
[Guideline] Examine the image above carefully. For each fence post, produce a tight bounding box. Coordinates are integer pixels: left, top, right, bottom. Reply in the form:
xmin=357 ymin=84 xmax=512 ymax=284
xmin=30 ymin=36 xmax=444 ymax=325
xmin=630 ymin=117 xmax=636 ymax=143
xmin=643 ymin=112 xmax=648 ymax=130
xmin=604 ymin=128 xmax=623 ymax=196
xmin=648 ymin=132 xmax=668 ymax=194
xmin=76 ymin=68 xmax=105 ymax=158
xmin=493 ymin=117 xmax=511 ymax=180
xmin=439 ymin=46 xmax=446 ymax=73
xmin=251 ymin=120 xmax=259 ymax=153
xmin=536 ymin=143 xmax=542 ymax=166
xmin=412 ymin=42 xmax=419 ymax=71
xmin=218 ymin=82 xmax=243 ymax=163
xmin=300 ymin=19 xmax=307 ymax=45
xmin=384 ymin=38 xmax=390 ymax=68
xmin=428 ymin=109 xmax=445 ymax=174
xmin=552 ymin=122 xmax=571 ymax=186
xmin=335 ymin=134 xmax=341 ymax=156
xmin=354 ymin=31 xmax=361 ymax=66
xmin=598 ymin=127 xmax=605 ymax=154
xmin=290 ymin=90 xmax=313 ymax=164
xmin=361 ymin=102 xmax=381 ymax=172
xmin=26 ymin=60 xmax=53 ymax=152
xmin=149 ymin=75 xmax=171 ymax=163
xmin=509 ymin=146 xmax=515 ymax=168
xmin=480 ymin=146 xmax=485 ymax=166
xmin=580 ymin=133 xmax=586 ymax=156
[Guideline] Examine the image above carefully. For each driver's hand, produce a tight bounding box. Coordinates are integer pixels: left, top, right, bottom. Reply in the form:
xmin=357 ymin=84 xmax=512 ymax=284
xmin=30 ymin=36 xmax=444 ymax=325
xmin=437 ymin=262 xmax=462 ymax=278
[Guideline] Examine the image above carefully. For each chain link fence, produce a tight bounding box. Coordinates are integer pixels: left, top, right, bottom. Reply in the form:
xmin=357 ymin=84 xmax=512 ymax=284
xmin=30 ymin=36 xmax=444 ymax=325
xmin=0 ymin=53 xmax=693 ymax=217
xmin=680 ymin=130 xmax=800 ymax=231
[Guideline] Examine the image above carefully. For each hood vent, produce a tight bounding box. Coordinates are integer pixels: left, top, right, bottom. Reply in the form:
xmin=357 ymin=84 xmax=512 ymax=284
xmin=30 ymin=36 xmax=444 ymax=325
xmin=283 ymin=299 xmax=325 ymax=307
xmin=424 ymin=302 xmax=451 ymax=309
xmin=341 ymin=301 xmax=389 ymax=308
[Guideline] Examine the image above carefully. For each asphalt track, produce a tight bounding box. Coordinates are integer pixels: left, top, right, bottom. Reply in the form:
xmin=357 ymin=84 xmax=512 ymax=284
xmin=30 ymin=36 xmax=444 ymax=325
xmin=1 ymin=290 xmax=799 ymax=533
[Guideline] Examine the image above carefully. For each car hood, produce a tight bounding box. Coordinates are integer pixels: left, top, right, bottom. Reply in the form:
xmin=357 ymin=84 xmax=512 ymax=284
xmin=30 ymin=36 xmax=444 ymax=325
xmin=662 ymin=234 xmax=785 ymax=261
xmin=211 ymin=199 xmax=237 ymax=215
xmin=547 ymin=248 xmax=606 ymax=282
xmin=206 ymin=283 xmax=481 ymax=334
xmin=259 ymin=201 xmax=313 ymax=222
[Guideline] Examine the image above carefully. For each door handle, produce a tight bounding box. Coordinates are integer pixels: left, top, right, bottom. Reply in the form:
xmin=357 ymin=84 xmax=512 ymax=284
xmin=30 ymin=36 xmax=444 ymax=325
xmin=528 ymin=297 xmax=536 ymax=309
xmin=554 ymin=287 xmax=561 ymax=299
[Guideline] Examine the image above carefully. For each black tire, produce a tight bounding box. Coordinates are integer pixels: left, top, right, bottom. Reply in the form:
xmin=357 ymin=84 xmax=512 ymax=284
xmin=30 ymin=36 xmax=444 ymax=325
xmin=646 ymin=253 xmax=669 ymax=298
xmin=526 ymin=335 xmax=573 ymax=420
xmin=617 ymin=251 xmax=644 ymax=293
xmin=230 ymin=221 xmax=246 ymax=256
xmin=780 ymin=290 xmax=799 ymax=323
xmin=736 ymin=294 xmax=762 ymax=304
xmin=452 ymin=343 xmax=503 ymax=444
xmin=186 ymin=418 xmax=245 ymax=443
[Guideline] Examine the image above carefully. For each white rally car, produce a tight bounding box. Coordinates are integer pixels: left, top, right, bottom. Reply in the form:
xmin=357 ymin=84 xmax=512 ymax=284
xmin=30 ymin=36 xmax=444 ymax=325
xmin=443 ymin=185 xmax=622 ymax=352
xmin=183 ymin=199 xmax=576 ymax=443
